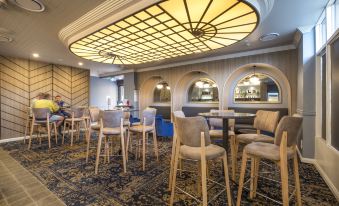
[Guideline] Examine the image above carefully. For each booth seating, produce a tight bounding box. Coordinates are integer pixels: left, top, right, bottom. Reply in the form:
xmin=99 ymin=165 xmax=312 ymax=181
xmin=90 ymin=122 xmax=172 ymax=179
xmin=228 ymin=107 xmax=288 ymax=133
xmin=149 ymin=106 xmax=171 ymax=119
xmin=155 ymin=115 xmax=173 ymax=137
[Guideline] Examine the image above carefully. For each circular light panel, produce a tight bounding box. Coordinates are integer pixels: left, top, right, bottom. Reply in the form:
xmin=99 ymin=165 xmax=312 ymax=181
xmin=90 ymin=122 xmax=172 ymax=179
xmin=260 ymin=33 xmax=279 ymax=42
xmin=13 ymin=0 xmax=45 ymax=12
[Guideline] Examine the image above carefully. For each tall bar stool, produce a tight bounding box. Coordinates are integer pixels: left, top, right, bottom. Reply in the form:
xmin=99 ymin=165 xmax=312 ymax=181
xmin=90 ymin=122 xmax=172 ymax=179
xmin=127 ymin=108 xmax=158 ymax=171
xmin=86 ymin=107 xmax=101 ymax=163
xmin=168 ymin=111 xmax=185 ymax=191
xmin=170 ymin=116 xmax=232 ymax=206
xmin=95 ymin=110 xmax=126 ymax=174
xmin=24 ymin=107 xmax=32 ymax=144
xmin=28 ymin=108 xmax=58 ymax=149
xmin=208 ymin=109 xmax=237 ymax=180
xmin=62 ymin=107 xmax=87 ymax=146
xmin=237 ymin=116 xmax=303 ymax=206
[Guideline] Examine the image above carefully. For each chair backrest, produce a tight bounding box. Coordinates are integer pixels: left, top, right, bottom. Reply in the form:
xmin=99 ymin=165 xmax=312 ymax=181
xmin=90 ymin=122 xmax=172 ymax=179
xmin=89 ymin=107 xmax=100 ymax=122
xmin=32 ymin=108 xmax=50 ymax=120
xmin=274 ymin=116 xmax=303 ymax=147
xmin=123 ymin=111 xmax=130 ymax=120
xmin=253 ymin=110 xmax=280 ymax=133
xmin=209 ymin=109 xmax=235 ymax=129
xmin=175 ymin=116 xmax=211 ymax=147
xmin=70 ymin=107 xmax=85 ymax=118
xmin=102 ymin=110 xmax=123 ymax=128
xmin=142 ymin=108 xmax=157 ymax=126
xmin=173 ymin=111 xmax=185 ymax=119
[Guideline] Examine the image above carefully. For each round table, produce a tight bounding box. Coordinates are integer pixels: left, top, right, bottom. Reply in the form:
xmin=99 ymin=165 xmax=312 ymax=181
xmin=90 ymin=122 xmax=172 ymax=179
xmin=198 ymin=112 xmax=255 ymax=205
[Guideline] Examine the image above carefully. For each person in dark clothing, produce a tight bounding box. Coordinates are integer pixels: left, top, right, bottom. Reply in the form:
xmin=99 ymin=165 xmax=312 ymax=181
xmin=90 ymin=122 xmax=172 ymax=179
xmin=54 ymin=95 xmax=70 ymax=118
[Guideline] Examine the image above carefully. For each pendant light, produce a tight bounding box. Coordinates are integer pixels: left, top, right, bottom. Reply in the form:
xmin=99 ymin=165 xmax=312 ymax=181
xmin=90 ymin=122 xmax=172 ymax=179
xmin=249 ymin=65 xmax=260 ymax=85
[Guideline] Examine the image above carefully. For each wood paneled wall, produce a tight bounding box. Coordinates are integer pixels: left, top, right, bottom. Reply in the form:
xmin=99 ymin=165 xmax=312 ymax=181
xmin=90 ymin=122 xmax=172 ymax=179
xmin=0 ymin=56 xmax=89 ymax=139
xmin=136 ymin=49 xmax=298 ymax=114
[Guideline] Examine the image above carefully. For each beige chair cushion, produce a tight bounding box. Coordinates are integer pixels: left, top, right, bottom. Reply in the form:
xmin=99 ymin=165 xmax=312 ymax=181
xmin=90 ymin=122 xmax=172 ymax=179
xmin=101 ymin=127 xmax=121 ymax=135
xmin=91 ymin=123 xmax=100 ymax=130
xmin=180 ymin=144 xmax=225 ymax=160
xmin=129 ymin=125 xmax=153 ymax=133
xmin=123 ymin=120 xmax=130 ymax=126
xmin=236 ymin=133 xmax=274 ymax=144
xmin=65 ymin=118 xmax=83 ymax=122
xmin=209 ymin=130 xmax=235 ymax=137
xmin=131 ymin=122 xmax=141 ymax=126
xmin=245 ymin=142 xmax=294 ymax=161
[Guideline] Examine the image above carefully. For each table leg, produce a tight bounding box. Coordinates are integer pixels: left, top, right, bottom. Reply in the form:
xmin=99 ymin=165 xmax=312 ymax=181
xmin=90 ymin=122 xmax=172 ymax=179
xmin=223 ymin=118 xmax=235 ymax=205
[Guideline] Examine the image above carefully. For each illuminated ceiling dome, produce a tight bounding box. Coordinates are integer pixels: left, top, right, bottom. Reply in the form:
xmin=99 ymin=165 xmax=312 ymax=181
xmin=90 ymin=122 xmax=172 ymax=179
xmin=70 ymin=0 xmax=259 ymax=64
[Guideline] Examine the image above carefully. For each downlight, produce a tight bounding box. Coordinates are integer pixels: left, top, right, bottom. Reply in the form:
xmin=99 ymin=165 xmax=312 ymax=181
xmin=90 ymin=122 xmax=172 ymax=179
xmin=12 ymin=0 xmax=45 ymax=12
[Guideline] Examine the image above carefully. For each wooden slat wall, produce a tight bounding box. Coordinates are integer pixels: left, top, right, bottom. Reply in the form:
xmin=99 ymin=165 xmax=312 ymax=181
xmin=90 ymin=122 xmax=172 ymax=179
xmin=0 ymin=56 xmax=90 ymax=139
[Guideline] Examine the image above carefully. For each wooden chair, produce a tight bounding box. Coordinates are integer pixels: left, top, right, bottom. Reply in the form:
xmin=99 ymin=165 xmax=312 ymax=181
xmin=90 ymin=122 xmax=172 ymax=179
xmin=208 ymin=109 xmax=237 ymax=180
xmin=237 ymin=116 xmax=303 ymax=206
xmin=24 ymin=107 xmax=32 ymax=144
xmin=170 ymin=116 xmax=232 ymax=206
xmin=95 ymin=110 xmax=126 ymax=174
xmin=62 ymin=107 xmax=87 ymax=146
xmin=28 ymin=108 xmax=58 ymax=149
xmin=126 ymin=108 xmax=158 ymax=171
xmin=86 ymin=107 xmax=101 ymax=163
xmin=168 ymin=111 xmax=185 ymax=191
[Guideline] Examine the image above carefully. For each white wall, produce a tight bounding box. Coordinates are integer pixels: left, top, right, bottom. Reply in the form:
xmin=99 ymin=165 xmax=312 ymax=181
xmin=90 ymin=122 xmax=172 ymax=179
xmin=89 ymin=76 xmax=117 ymax=109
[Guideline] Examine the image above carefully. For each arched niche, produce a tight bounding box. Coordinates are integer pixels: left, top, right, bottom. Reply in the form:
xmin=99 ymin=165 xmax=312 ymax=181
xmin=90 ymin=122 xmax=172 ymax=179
xmin=173 ymin=71 xmax=219 ymax=113
xmin=222 ymin=63 xmax=291 ymax=113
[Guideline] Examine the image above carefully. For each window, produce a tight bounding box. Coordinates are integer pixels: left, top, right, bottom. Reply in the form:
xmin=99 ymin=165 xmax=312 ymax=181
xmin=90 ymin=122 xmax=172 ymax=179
xmin=153 ymin=82 xmax=171 ymax=103
xmin=321 ymin=53 xmax=327 ymax=140
xmin=188 ymin=78 xmax=218 ymax=103
xmin=234 ymin=73 xmax=281 ymax=103
xmin=330 ymin=37 xmax=339 ymax=150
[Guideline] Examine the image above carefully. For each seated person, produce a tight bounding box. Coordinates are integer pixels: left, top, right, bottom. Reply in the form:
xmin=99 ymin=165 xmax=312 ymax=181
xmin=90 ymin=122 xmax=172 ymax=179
xmin=54 ymin=95 xmax=70 ymax=117
xmin=33 ymin=93 xmax=64 ymax=128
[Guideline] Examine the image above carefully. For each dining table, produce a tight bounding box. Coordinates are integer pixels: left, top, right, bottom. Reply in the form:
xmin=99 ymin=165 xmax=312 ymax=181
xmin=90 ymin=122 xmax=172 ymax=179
xmin=198 ymin=111 xmax=256 ymax=206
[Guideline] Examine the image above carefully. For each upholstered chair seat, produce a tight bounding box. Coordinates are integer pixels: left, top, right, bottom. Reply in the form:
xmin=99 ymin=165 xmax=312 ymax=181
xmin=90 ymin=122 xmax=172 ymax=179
xmin=131 ymin=122 xmax=141 ymax=126
xmin=129 ymin=125 xmax=153 ymax=133
xmin=90 ymin=123 xmax=100 ymax=130
xmin=237 ymin=116 xmax=303 ymax=206
xmin=180 ymin=144 xmax=226 ymax=160
xmin=209 ymin=129 xmax=235 ymax=137
xmin=65 ymin=117 xmax=83 ymax=122
xmin=236 ymin=133 xmax=274 ymax=144
xmin=101 ymin=127 xmax=121 ymax=135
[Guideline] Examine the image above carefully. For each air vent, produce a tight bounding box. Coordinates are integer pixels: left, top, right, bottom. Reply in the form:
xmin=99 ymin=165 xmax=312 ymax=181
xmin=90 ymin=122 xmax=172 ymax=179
xmin=260 ymin=33 xmax=279 ymax=42
xmin=0 ymin=34 xmax=13 ymax=42
xmin=12 ymin=0 xmax=45 ymax=12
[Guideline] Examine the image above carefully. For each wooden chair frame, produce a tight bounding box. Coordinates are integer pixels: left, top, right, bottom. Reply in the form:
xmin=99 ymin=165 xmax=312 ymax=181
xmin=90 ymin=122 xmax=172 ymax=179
xmin=62 ymin=111 xmax=88 ymax=146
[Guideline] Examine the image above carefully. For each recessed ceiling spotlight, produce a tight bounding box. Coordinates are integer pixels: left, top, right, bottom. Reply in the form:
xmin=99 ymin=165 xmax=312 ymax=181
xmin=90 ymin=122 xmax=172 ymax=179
xmin=0 ymin=34 xmax=13 ymax=42
xmin=32 ymin=53 xmax=39 ymax=58
xmin=12 ymin=0 xmax=45 ymax=12
xmin=260 ymin=33 xmax=279 ymax=42
xmin=78 ymin=62 xmax=83 ymax=66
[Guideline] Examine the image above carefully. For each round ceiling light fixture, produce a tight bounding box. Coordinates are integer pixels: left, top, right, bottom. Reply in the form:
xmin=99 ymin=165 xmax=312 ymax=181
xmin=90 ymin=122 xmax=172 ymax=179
xmin=259 ymin=33 xmax=279 ymax=42
xmin=0 ymin=34 xmax=13 ymax=42
xmin=12 ymin=0 xmax=45 ymax=12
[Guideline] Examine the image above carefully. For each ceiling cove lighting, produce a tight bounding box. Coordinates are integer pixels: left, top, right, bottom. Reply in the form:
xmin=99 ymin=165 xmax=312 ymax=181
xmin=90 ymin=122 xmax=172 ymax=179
xmin=70 ymin=0 xmax=259 ymax=65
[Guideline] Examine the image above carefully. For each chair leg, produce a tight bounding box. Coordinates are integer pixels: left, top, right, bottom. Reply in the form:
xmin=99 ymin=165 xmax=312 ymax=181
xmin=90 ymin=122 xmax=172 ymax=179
xmin=201 ymin=154 xmax=208 ymax=206
xmin=237 ymin=150 xmax=248 ymax=206
xmin=230 ymin=135 xmax=236 ymax=181
xmin=95 ymin=133 xmax=103 ymax=175
xmin=62 ymin=121 xmax=67 ymax=145
xmin=28 ymin=122 xmax=35 ymax=150
xmin=86 ymin=128 xmax=92 ymax=163
xmin=126 ymin=130 xmax=130 ymax=161
xmin=222 ymin=154 xmax=232 ymax=206
xmin=168 ymin=134 xmax=177 ymax=191
xmin=24 ymin=118 xmax=29 ymax=144
xmin=142 ymin=131 xmax=146 ymax=171
xmin=120 ymin=133 xmax=127 ymax=173
xmin=169 ymin=149 xmax=180 ymax=206
xmin=197 ymin=161 xmax=201 ymax=197
xmin=293 ymin=152 xmax=302 ymax=206
xmin=47 ymin=123 xmax=51 ymax=149
xmin=280 ymin=157 xmax=289 ymax=206
xmin=54 ymin=123 xmax=58 ymax=144
xmin=250 ymin=157 xmax=255 ymax=199
xmin=76 ymin=122 xmax=80 ymax=142
xmin=253 ymin=158 xmax=260 ymax=198
xmin=70 ymin=121 xmax=74 ymax=146
xmin=153 ymin=130 xmax=159 ymax=161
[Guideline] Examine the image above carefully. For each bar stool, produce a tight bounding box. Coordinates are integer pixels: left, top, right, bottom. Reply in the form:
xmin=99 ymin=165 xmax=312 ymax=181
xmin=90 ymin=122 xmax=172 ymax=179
xmin=95 ymin=110 xmax=126 ymax=174
xmin=28 ymin=108 xmax=58 ymax=149
xmin=86 ymin=107 xmax=101 ymax=163
xmin=237 ymin=116 xmax=303 ymax=206
xmin=168 ymin=111 xmax=185 ymax=191
xmin=170 ymin=116 xmax=232 ymax=206
xmin=208 ymin=109 xmax=237 ymax=180
xmin=126 ymin=108 xmax=158 ymax=171
xmin=24 ymin=107 xmax=32 ymax=144
xmin=62 ymin=107 xmax=87 ymax=146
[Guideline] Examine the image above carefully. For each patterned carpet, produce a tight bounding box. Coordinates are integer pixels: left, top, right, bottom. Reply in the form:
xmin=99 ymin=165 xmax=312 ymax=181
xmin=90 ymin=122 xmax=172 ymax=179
xmin=0 ymin=135 xmax=337 ymax=206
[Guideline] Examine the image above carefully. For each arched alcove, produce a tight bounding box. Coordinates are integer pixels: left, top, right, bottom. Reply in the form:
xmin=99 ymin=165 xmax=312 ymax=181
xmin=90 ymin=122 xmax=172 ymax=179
xmin=222 ymin=63 xmax=291 ymax=113
xmin=173 ymin=71 xmax=219 ymax=116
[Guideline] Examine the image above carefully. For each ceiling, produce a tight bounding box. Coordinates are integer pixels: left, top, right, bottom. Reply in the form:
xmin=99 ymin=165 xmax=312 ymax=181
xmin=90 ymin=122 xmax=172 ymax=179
xmin=0 ymin=0 xmax=328 ymax=75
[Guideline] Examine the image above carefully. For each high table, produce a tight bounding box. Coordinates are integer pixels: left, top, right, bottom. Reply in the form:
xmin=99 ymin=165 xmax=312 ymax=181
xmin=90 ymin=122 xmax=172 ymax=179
xmin=198 ymin=111 xmax=256 ymax=205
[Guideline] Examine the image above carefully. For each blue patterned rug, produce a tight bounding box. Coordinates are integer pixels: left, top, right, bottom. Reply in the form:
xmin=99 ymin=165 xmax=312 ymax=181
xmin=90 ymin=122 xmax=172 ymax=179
xmin=0 ymin=135 xmax=337 ymax=206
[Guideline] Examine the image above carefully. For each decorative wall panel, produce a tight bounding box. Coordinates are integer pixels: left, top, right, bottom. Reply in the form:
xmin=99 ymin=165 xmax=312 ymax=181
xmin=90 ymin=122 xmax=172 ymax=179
xmin=0 ymin=56 xmax=90 ymax=139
